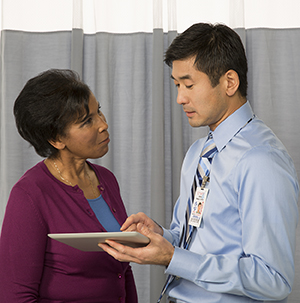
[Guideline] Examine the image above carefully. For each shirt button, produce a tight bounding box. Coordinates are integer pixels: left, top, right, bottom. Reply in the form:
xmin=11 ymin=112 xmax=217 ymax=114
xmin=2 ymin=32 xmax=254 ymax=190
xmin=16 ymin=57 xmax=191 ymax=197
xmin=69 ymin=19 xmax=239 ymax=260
xmin=100 ymin=186 xmax=104 ymax=191
xmin=112 ymin=208 xmax=116 ymax=213
xmin=118 ymin=273 xmax=122 ymax=279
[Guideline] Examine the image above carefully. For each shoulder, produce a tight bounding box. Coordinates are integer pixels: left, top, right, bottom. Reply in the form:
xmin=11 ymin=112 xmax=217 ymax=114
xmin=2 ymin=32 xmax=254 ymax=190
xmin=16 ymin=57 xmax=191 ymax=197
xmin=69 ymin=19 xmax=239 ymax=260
xmin=231 ymin=120 xmax=297 ymax=183
xmin=9 ymin=161 xmax=68 ymax=209
xmin=7 ymin=162 xmax=50 ymax=225
xmin=239 ymin=119 xmax=293 ymax=165
xmin=13 ymin=161 xmax=49 ymax=191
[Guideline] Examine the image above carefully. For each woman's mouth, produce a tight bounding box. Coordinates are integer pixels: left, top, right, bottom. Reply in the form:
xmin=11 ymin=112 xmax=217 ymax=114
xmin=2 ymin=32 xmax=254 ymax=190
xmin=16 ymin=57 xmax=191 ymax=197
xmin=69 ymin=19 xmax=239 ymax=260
xmin=100 ymin=137 xmax=110 ymax=145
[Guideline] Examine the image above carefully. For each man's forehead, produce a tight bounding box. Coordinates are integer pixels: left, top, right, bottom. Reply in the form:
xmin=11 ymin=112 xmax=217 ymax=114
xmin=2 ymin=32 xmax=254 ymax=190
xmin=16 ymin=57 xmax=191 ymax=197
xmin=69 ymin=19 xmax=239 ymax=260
xmin=171 ymin=57 xmax=198 ymax=76
xmin=171 ymin=74 xmax=193 ymax=81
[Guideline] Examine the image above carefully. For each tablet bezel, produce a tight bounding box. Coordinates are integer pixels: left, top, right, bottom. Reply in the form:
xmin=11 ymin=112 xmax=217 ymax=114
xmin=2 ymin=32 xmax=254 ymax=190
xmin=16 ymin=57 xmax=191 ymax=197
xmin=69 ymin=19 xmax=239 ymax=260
xmin=48 ymin=231 xmax=150 ymax=252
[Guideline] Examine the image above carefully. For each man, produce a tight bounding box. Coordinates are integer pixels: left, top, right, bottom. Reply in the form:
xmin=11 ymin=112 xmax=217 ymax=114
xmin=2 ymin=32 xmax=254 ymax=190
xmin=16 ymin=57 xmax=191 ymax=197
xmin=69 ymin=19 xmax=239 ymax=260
xmin=99 ymin=23 xmax=299 ymax=303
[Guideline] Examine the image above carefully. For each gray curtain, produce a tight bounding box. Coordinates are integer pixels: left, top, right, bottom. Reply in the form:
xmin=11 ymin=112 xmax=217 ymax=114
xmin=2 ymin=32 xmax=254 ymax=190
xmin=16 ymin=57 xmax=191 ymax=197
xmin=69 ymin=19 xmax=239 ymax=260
xmin=0 ymin=27 xmax=299 ymax=303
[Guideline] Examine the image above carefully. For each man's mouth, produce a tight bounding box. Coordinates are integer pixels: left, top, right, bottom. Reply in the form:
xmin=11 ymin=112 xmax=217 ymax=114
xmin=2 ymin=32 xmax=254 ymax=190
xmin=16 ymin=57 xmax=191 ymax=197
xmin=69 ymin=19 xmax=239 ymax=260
xmin=184 ymin=110 xmax=196 ymax=118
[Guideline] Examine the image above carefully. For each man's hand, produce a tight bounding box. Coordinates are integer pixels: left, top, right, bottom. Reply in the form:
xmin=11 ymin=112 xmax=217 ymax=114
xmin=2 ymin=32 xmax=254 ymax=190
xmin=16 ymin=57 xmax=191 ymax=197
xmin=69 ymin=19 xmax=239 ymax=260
xmin=99 ymin=222 xmax=174 ymax=266
xmin=121 ymin=212 xmax=163 ymax=235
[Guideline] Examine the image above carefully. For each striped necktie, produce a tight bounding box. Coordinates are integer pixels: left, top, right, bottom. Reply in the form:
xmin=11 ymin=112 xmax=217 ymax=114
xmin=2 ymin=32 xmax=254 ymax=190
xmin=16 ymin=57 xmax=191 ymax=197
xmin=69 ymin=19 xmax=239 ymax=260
xmin=157 ymin=133 xmax=218 ymax=303
xmin=183 ymin=132 xmax=218 ymax=248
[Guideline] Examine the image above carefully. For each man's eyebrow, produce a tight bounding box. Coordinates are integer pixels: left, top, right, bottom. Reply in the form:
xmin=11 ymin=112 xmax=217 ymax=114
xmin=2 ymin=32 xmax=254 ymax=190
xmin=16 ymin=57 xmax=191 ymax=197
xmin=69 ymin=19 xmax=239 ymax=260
xmin=171 ymin=74 xmax=193 ymax=81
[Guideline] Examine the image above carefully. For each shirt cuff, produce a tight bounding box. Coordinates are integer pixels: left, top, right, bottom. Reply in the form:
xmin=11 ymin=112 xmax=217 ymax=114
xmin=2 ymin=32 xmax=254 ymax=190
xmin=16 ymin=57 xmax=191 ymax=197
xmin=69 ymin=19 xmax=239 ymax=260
xmin=165 ymin=246 xmax=202 ymax=282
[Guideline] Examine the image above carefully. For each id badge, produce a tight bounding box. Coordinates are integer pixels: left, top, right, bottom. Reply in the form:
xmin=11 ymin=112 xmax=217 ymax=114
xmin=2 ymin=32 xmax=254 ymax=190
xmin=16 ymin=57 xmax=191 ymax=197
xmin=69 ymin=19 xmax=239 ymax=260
xmin=188 ymin=187 xmax=209 ymax=228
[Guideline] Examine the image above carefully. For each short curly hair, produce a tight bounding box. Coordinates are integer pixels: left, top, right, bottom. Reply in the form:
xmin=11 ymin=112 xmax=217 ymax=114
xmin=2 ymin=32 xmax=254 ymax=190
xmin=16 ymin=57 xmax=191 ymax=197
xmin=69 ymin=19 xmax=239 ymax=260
xmin=14 ymin=69 xmax=91 ymax=158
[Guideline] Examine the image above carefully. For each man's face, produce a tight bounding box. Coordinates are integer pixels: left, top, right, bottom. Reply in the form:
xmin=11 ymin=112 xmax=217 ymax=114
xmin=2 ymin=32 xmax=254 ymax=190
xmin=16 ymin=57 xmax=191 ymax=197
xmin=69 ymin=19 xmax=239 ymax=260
xmin=171 ymin=57 xmax=230 ymax=131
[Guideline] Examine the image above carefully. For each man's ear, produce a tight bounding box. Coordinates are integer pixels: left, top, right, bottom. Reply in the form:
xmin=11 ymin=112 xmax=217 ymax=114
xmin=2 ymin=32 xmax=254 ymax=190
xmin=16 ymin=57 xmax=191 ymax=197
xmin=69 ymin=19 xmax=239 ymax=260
xmin=48 ymin=137 xmax=66 ymax=150
xmin=225 ymin=70 xmax=240 ymax=97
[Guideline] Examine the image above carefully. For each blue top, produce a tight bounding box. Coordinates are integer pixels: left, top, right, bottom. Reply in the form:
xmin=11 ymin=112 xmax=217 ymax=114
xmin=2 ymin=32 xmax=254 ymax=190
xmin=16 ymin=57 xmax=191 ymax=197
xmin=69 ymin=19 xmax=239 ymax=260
xmin=163 ymin=101 xmax=299 ymax=303
xmin=87 ymin=195 xmax=121 ymax=232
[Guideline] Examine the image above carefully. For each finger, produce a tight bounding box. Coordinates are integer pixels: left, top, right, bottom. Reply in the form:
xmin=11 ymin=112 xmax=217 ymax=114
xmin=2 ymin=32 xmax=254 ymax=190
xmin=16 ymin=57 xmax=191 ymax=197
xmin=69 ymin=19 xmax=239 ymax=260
xmin=122 ymin=223 xmax=138 ymax=232
xmin=98 ymin=242 xmax=128 ymax=261
xmin=105 ymin=239 xmax=141 ymax=256
xmin=99 ymin=241 xmax=144 ymax=264
xmin=120 ymin=215 xmax=138 ymax=231
xmin=121 ymin=212 xmax=145 ymax=231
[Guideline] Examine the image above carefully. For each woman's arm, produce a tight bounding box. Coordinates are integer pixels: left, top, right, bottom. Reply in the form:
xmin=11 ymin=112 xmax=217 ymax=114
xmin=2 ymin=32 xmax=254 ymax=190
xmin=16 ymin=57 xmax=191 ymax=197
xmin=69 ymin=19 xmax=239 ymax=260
xmin=0 ymin=185 xmax=47 ymax=302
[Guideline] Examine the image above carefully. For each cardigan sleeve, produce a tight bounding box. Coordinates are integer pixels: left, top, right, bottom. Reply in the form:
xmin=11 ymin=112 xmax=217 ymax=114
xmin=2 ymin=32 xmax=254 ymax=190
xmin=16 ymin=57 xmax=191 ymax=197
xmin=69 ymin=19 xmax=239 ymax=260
xmin=0 ymin=185 xmax=47 ymax=302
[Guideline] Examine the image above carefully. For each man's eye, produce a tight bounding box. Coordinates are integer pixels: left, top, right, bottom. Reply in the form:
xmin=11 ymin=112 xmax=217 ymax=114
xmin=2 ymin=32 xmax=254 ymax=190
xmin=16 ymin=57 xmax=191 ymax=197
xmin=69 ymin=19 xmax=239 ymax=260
xmin=186 ymin=85 xmax=193 ymax=89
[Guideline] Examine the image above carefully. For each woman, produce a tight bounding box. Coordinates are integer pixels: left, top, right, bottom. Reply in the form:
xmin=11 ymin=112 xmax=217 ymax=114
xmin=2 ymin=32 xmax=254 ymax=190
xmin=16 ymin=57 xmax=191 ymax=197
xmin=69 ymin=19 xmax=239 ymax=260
xmin=0 ymin=69 xmax=138 ymax=302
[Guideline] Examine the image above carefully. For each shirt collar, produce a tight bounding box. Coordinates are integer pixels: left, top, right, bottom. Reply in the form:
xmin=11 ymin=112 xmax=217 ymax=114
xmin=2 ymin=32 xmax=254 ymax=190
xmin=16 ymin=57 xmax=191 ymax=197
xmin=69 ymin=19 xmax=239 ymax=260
xmin=211 ymin=101 xmax=254 ymax=152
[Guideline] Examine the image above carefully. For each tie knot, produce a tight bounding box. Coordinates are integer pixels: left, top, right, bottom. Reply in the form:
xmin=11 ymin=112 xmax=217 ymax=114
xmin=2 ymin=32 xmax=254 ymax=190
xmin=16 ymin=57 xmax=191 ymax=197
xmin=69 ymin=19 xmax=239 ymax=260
xmin=200 ymin=134 xmax=217 ymax=159
xmin=201 ymin=142 xmax=217 ymax=159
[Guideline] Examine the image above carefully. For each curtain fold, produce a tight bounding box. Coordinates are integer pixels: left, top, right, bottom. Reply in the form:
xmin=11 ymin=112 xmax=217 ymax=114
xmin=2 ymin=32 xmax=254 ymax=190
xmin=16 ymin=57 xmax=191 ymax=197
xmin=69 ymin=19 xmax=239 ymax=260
xmin=71 ymin=28 xmax=84 ymax=77
xmin=1 ymin=1 xmax=300 ymax=303
xmin=150 ymin=28 xmax=166 ymax=301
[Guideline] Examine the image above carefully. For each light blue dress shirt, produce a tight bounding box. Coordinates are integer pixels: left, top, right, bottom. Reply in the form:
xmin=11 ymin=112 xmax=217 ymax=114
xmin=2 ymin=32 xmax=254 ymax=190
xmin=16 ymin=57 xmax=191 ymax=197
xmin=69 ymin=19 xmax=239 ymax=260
xmin=163 ymin=101 xmax=299 ymax=303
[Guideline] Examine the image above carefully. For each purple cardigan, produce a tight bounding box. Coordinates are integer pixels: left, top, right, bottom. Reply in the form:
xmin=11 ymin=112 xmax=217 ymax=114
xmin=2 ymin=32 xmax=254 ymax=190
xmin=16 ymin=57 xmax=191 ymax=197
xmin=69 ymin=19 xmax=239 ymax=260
xmin=0 ymin=161 xmax=138 ymax=303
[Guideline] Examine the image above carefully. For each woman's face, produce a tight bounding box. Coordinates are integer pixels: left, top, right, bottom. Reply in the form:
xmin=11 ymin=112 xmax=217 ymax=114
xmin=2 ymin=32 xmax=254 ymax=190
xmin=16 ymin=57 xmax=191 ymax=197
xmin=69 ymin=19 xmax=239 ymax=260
xmin=58 ymin=93 xmax=110 ymax=160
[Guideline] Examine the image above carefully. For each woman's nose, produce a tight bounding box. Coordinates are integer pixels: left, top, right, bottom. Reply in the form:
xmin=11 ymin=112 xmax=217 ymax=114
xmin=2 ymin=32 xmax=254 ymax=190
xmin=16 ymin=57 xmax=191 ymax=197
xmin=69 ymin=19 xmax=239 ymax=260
xmin=98 ymin=113 xmax=108 ymax=132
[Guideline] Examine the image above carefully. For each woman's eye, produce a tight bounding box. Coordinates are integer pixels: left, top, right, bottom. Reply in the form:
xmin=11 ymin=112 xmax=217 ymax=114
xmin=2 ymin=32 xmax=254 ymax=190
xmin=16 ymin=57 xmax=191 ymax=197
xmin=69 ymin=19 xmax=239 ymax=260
xmin=83 ymin=118 xmax=92 ymax=126
xmin=186 ymin=85 xmax=193 ymax=89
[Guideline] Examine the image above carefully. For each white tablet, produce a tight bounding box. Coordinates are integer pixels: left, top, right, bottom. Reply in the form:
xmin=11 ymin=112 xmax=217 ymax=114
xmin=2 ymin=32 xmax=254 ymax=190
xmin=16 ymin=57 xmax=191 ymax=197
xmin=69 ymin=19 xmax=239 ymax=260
xmin=48 ymin=231 xmax=150 ymax=252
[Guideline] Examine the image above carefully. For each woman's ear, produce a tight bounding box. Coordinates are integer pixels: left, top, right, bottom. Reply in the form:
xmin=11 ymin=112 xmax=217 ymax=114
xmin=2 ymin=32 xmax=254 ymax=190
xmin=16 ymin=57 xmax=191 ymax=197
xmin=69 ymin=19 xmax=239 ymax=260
xmin=48 ymin=137 xmax=65 ymax=150
xmin=225 ymin=70 xmax=240 ymax=97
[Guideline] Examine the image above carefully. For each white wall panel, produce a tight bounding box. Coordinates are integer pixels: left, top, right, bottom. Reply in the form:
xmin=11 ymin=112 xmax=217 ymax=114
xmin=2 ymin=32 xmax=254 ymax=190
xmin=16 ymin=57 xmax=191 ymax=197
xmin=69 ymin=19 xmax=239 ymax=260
xmin=1 ymin=0 xmax=300 ymax=34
